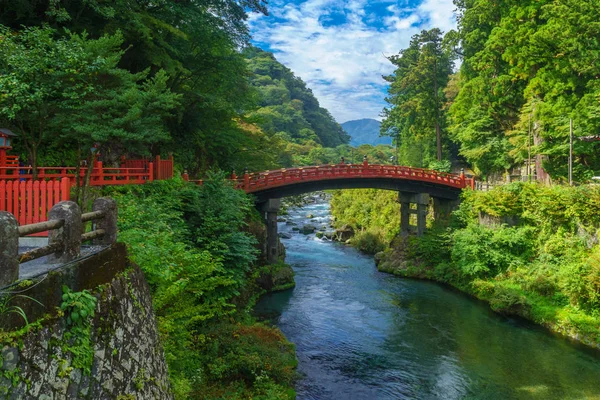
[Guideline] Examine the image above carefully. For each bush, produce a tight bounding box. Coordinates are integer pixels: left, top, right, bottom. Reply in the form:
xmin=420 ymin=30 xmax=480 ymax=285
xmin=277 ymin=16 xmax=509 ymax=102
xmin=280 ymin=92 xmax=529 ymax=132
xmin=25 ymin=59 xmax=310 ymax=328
xmin=351 ymin=229 xmax=386 ymax=254
xmin=489 ymin=286 xmax=530 ymax=315
xmin=451 ymin=224 xmax=535 ymax=278
xmin=108 ymin=175 xmax=294 ymax=399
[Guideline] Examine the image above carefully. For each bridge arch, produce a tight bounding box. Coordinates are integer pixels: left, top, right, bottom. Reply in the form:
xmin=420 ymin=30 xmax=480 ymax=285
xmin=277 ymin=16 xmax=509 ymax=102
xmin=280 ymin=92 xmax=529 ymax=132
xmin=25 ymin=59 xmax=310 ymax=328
xmin=235 ymin=163 xmax=471 ymax=264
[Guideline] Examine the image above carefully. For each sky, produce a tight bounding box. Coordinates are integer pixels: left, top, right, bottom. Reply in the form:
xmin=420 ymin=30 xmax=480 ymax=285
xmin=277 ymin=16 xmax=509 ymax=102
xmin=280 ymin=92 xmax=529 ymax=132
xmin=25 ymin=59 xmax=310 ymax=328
xmin=247 ymin=0 xmax=457 ymax=124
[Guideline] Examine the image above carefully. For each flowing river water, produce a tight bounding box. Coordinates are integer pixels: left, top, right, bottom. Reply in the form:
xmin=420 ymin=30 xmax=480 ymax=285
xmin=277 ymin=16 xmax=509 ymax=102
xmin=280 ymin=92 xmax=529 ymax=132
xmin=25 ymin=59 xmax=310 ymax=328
xmin=255 ymin=197 xmax=600 ymax=400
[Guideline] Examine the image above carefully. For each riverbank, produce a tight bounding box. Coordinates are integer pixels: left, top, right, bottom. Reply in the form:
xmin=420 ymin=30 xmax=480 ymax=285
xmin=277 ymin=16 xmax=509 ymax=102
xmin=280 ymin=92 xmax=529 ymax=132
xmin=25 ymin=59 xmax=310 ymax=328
xmin=331 ymin=184 xmax=600 ymax=351
xmin=259 ymin=195 xmax=600 ymax=399
xmin=106 ymin=176 xmax=297 ymax=399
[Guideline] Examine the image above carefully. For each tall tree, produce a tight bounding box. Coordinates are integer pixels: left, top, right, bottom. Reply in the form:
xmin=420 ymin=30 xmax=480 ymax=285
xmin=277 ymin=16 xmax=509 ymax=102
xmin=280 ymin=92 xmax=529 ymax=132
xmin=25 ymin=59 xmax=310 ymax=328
xmin=381 ymin=28 xmax=454 ymax=167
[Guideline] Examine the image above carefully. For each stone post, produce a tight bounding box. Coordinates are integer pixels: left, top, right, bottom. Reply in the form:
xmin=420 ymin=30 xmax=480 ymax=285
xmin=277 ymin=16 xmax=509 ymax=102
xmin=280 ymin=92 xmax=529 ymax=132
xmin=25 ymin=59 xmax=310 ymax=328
xmin=399 ymin=193 xmax=411 ymax=236
xmin=415 ymin=194 xmax=429 ymax=237
xmin=433 ymin=197 xmax=460 ymax=226
xmin=92 ymin=197 xmax=118 ymax=245
xmin=261 ymin=199 xmax=281 ymax=264
xmin=0 ymin=212 xmax=18 ymax=287
xmin=48 ymin=201 xmax=82 ymax=263
xmin=398 ymin=192 xmax=430 ymax=237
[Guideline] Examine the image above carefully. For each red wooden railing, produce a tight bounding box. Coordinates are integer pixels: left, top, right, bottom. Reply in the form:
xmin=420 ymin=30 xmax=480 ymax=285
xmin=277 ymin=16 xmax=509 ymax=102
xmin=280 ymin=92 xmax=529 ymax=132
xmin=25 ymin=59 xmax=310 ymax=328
xmin=0 ymin=162 xmax=154 ymax=185
xmin=184 ymin=163 xmax=475 ymax=192
xmin=0 ymin=154 xmax=174 ymax=236
xmin=120 ymin=155 xmax=173 ymax=180
xmin=231 ymin=163 xmax=472 ymax=192
xmin=0 ymin=177 xmax=71 ymax=236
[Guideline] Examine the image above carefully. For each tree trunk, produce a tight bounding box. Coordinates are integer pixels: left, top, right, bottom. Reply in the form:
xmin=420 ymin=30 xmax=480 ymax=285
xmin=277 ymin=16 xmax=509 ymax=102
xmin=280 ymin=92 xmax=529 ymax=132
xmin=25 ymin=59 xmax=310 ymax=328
xmin=30 ymin=146 xmax=38 ymax=181
xmin=81 ymin=151 xmax=94 ymax=211
xmin=433 ymin=58 xmax=442 ymax=161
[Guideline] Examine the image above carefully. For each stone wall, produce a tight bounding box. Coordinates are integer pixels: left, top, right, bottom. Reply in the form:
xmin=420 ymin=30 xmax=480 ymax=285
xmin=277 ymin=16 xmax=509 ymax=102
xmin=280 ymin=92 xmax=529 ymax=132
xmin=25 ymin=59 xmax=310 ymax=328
xmin=0 ymin=264 xmax=173 ymax=399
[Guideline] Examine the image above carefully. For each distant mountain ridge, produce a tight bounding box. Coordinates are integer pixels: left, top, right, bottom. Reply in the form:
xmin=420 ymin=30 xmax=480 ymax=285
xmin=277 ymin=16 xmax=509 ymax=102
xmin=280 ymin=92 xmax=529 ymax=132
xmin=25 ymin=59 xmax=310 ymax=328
xmin=341 ymin=119 xmax=392 ymax=146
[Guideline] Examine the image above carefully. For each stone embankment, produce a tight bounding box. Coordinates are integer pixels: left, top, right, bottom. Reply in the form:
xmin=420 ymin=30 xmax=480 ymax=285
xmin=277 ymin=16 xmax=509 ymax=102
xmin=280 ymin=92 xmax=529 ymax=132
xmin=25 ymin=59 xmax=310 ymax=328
xmin=0 ymin=245 xmax=173 ymax=399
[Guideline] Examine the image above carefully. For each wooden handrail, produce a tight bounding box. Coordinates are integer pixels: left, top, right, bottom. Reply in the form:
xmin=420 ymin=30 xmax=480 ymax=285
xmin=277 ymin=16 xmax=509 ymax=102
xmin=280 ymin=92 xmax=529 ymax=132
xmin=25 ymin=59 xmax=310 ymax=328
xmin=227 ymin=164 xmax=468 ymax=193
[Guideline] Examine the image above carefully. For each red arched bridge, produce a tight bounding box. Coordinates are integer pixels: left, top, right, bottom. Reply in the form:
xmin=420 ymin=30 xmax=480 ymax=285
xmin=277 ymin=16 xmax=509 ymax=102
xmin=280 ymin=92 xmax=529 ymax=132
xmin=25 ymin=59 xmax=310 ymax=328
xmin=228 ymin=162 xmax=473 ymax=202
xmin=206 ymin=161 xmax=475 ymax=264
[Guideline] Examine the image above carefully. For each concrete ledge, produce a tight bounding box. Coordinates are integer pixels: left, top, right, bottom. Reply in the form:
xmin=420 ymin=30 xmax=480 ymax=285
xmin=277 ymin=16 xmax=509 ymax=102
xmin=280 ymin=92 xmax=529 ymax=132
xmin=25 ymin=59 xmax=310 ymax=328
xmin=18 ymin=237 xmax=48 ymax=247
xmin=0 ymin=243 xmax=129 ymax=330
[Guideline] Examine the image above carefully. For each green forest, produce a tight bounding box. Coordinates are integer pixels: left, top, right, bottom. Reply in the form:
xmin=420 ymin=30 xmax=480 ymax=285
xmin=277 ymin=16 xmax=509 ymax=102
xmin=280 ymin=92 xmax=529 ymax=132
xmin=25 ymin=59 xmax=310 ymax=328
xmin=2 ymin=0 xmax=600 ymax=398
xmin=382 ymin=0 xmax=600 ymax=182
xmin=0 ymin=0 xmax=356 ymax=179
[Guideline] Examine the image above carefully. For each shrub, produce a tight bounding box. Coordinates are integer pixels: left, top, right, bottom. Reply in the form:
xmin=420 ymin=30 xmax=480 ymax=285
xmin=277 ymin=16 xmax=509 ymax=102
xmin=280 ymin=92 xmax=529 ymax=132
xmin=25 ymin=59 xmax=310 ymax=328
xmin=489 ymin=286 xmax=530 ymax=315
xmin=351 ymin=229 xmax=386 ymax=254
xmin=451 ymin=224 xmax=535 ymax=278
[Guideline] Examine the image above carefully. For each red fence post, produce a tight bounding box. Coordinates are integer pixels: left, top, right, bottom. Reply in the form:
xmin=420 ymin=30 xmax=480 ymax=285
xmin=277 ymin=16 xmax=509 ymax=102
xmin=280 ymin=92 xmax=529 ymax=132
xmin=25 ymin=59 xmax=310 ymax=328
xmin=155 ymin=155 xmax=161 ymax=180
xmin=182 ymin=170 xmax=189 ymax=181
xmin=61 ymin=177 xmax=71 ymax=201
xmin=148 ymin=162 xmax=154 ymax=182
xmin=168 ymin=154 xmax=174 ymax=179
xmin=243 ymin=168 xmax=249 ymax=191
xmin=96 ymin=161 xmax=104 ymax=184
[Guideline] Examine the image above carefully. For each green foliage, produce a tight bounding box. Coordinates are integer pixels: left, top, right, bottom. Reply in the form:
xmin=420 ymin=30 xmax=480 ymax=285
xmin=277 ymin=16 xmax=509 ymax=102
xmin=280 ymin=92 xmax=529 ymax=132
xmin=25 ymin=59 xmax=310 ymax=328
xmin=350 ymin=229 xmax=387 ymax=255
xmin=450 ymin=0 xmax=600 ymax=180
xmin=0 ymin=294 xmax=43 ymax=327
xmin=59 ymin=286 xmax=98 ymax=374
xmin=60 ymin=286 xmax=97 ymax=327
xmin=331 ymin=189 xmax=400 ymax=245
xmin=0 ymin=25 xmax=178 ymax=177
xmin=382 ymin=28 xmax=454 ymax=166
xmin=245 ymin=47 xmax=350 ymax=149
xmin=451 ymin=225 xmax=535 ymax=278
xmin=108 ymin=176 xmax=294 ymax=399
xmin=193 ymin=321 xmax=296 ymax=399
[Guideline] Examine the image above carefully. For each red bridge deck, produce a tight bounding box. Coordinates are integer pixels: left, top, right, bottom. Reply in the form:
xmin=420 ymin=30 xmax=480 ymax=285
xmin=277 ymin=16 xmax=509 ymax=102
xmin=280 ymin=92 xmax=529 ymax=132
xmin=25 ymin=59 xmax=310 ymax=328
xmin=234 ymin=163 xmax=472 ymax=193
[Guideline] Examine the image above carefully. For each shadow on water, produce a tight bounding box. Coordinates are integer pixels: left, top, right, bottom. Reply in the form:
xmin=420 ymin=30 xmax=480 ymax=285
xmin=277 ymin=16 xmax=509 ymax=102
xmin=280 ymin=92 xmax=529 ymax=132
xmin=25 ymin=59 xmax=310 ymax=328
xmin=255 ymin=196 xmax=600 ymax=400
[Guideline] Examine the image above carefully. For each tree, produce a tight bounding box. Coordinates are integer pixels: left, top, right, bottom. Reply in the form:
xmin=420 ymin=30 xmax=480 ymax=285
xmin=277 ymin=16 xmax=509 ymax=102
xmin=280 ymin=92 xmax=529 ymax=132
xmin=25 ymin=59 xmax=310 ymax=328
xmin=381 ymin=29 xmax=454 ymax=167
xmin=0 ymin=25 xmax=179 ymax=198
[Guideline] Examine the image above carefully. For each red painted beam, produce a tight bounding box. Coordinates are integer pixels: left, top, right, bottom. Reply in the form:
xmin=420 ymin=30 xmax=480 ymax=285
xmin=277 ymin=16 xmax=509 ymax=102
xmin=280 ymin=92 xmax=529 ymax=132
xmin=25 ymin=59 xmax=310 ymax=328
xmin=233 ymin=164 xmax=467 ymax=193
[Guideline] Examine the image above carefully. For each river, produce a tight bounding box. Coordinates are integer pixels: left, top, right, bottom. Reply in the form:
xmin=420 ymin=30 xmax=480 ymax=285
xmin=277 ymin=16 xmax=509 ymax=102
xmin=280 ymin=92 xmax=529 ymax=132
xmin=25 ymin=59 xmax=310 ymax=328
xmin=255 ymin=197 xmax=600 ymax=399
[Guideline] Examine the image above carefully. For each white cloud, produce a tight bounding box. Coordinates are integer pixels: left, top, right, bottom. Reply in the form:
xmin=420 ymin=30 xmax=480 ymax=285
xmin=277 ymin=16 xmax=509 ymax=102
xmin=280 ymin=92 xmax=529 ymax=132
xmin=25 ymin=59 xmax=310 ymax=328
xmin=248 ymin=0 xmax=457 ymax=123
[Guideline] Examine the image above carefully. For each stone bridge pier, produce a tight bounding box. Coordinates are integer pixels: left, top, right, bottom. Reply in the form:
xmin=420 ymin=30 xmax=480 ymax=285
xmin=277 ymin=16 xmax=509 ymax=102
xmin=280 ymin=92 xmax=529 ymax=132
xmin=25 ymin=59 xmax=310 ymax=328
xmin=399 ymin=192 xmax=460 ymax=236
xmin=258 ymin=191 xmax=460 ymax=262
xmin=260 ymin=198 xmax=281 ymax=264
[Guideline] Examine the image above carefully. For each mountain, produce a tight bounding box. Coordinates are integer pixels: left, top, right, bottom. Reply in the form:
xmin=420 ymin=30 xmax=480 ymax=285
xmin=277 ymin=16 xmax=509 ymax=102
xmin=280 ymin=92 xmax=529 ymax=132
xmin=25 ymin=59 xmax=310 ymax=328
xmin=341 ymin=119 xmax=392 ymax=146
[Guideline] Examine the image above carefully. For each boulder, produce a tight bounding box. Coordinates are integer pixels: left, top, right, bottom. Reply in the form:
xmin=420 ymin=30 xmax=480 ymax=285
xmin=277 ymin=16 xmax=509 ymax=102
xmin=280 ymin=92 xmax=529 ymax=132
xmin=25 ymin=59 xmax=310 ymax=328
xmin=300 ymin=224 xmax=316 ymax=234
xmin=335 ymin=224 xmax=354 ymax=241
xmin=278 ymin=232 xmax=292 ymax=239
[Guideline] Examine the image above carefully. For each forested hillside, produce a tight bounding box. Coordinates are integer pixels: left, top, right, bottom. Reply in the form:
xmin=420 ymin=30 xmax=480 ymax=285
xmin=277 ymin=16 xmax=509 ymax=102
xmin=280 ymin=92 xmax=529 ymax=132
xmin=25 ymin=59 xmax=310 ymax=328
xmin=0 ymin=1 xmax=321 ymax=176
xmin=383 ymin=0 xmax=600 ymax=182
xmin=245 ymin=47 xmax=349 ymax=149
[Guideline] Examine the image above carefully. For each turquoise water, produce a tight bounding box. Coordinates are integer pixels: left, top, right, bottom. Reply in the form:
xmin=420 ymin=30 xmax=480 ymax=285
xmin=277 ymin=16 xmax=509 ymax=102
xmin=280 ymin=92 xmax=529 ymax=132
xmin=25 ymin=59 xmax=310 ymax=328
xmin=255 ymin=199 xmax=600 ymax=400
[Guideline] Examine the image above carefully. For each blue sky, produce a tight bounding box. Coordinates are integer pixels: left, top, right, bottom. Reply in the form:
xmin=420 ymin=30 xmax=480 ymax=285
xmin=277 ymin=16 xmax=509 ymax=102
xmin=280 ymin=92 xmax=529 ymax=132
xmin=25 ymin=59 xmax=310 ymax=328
xmin=247 ymin=0 xmax=457 ymax=123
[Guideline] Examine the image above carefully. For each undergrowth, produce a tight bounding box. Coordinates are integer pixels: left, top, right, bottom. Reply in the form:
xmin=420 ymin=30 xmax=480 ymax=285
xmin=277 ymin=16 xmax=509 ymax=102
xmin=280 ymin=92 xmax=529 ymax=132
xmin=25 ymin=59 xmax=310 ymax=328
xmin=107 ymin=174 xmax=296 ymax=399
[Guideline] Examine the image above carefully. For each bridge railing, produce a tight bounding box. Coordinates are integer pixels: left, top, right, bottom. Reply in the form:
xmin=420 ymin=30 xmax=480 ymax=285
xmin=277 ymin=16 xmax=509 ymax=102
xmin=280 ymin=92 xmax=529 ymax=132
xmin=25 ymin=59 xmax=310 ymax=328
xmin=0 ymin=198 xmax=117 ymax=287
xmin=233 ymin=163 xmax=471 ymax=192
